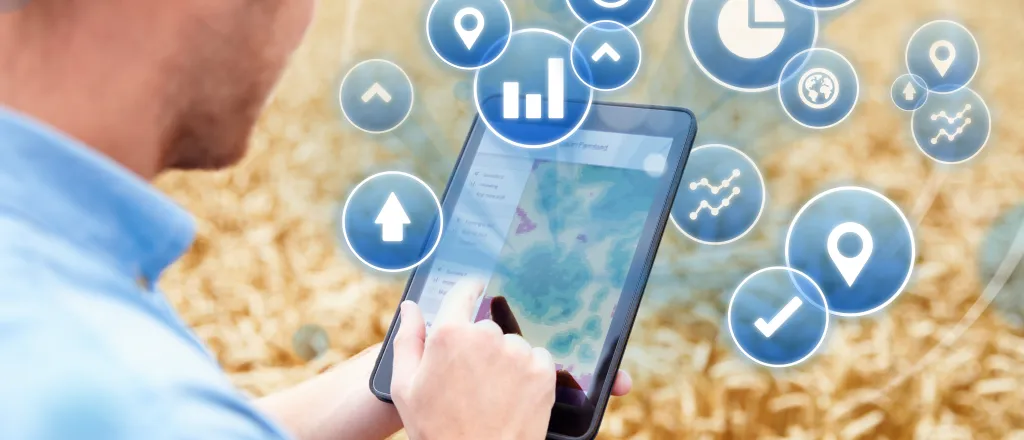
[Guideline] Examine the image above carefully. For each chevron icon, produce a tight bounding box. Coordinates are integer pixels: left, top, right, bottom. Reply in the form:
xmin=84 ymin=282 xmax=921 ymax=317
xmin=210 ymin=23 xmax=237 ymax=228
xmin=361 ymin=83 xmax=392 ymax=103
xmin=591 ymin=43 xmax=622 ymax=63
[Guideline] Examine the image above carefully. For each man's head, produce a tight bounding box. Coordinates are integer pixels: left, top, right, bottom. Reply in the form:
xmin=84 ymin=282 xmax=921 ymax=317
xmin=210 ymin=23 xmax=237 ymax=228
xmin=0 ymin=0 xmax=316 ymax=174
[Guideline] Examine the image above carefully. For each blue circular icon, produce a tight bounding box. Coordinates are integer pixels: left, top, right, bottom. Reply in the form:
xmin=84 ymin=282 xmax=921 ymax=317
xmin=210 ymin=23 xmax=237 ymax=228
xmin=906 ymin=20 xmax=979 ymax=94
xmin=341 ymin=172 xmax=443 ymax=273
xmin=670 ymin=145 xmax=766 ymax=245
xmin=427 ymin=0 xmax=512 ymax=70
xmin=339 ymin=60 xmax=414 ymax=134
xmin=786 ymin=187 xmax=915 ymax=317
xmin=728 ymin=267 xmax=829 ymax=368
xmin=570 ymin=21 xmax=642 ymax=91
xmin=474 ymin=28 xmax=594 ymax=149
xmin=891 ymin=74 xmax=928 ymax=112
xmin=912 ymin=87 xmax=990 ymax=164
xmin=788 ymin=0 xmax=857 ymax=10
xmin=566 ymin=0 xmax=656 ymax=27
xmin=779 ymin=48 xmax=859 ymax=129
xmin=686 ymin=0 xmax=817 ymax=93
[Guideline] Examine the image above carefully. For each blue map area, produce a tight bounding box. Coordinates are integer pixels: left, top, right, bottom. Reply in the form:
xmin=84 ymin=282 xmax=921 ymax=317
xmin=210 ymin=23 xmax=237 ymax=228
xmin=501 ymin=245 xmax=592 ymax=325
xmin=487 ymin=160 xmax=659 ymax=373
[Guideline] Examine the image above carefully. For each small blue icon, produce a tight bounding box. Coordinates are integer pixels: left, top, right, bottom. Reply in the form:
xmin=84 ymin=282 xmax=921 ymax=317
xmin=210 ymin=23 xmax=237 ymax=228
xmin=891 ymin=74 xmax=928 ymax=112
xmin=786 ymin=187 xmax=915 ymax=317
xmin=427 ymin=0 xmax=512 ymax=70
xmin=570 ymin=21 xmax=641 ymax=91
xmin=342 ymin=172 xmax=443 ymax=272
xmin=906 ymin=20 xmax=979 ymax=94
xmin=686 ymin=0 xmax=817 ymax=93
xmin=912 ymin=87 xmax=990 ymax=164
xmin=728 ymin=267 xmax=829 ymax=368
xmin=475 ymin=28 xmax=593 ymax=149
xmin=788 ymin=0 xmax=857 ymax=10
xmin=338 ymin=60 xmax=414 ymax=134
xmin=566 ymin=0 xmax=656 ymax=27
xmin=778 ymin=48 xmax=859 ymax=129
xmin=670 ymin=145 xmax=765 ymax=245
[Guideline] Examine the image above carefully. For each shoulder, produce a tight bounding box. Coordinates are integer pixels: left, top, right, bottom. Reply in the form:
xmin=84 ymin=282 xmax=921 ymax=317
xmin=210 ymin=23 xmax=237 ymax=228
xmin=0 ymin=304 xmax=291 ymax=440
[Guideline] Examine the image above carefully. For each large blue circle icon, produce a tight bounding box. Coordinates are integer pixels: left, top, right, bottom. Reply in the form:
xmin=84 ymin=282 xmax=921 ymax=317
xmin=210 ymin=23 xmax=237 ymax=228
xmin=911 ymin=87 xmax=991 ymax=164
xmin=566 ymin=0 xmax=657 ymax=27
xmin=728 ymin=267 xmax=829 ymax=368
xmin=686 ymin=0 xmax=817 ymax=93
xmin=786 ymin=187 xmax=915 ymax=317
xmin=778 ymin=48 xmax=859 ymax=129
xmin=906 ymin=20 xmax=980 ymax=94
xmin=339 ymin=60 xmax=414 ymax=134
xmin=427 ymin=0 xmax=512 ymax=70
xmin=341 ymin=172 xmax=443 ymax=273
xmin=474 ymin=28 xmax=594 ymax=149
xmin=571 ymin=21 xmax=642 ymax=91
xmin=670 ymin=145 xmax=766 ymax=245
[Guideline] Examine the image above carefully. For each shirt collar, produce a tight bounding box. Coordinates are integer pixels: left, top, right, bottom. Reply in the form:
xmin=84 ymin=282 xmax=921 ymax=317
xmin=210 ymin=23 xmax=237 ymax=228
xmin=0 ymin=107 xmax=196 ymax=288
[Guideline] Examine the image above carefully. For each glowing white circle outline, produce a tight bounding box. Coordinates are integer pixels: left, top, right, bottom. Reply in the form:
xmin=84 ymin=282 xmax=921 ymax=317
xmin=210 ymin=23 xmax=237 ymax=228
xmin=669 ymin=144 xmax=767 ymax=246
xmin=784 ymin=186 xmax=916 ymax=317
xmin=727 ymin=266 xmax=831 ymax=368
xmin=338 ymin=59 xmax=414 ymax=134
xmin=566 ymin=0 xmax=657 ymax=28
xmin=910 ymin=87 xmax=991 ymax=165
xmin=425 ymin=0 xmax=513 ymax=71
xmin=777 ymin=47 xmax=860 ymax=130
xmin=341 ymin=171 xmax=444 ymax=273
xmin=569 ymin=20 xmax=643 ymax=92
xmin=472 ymin=28 xmax=594 ymax=149
xmin=684 ymin=0 xmax=819 ymax=93
xmin=905 ymin=20 xmax=981 ymax=95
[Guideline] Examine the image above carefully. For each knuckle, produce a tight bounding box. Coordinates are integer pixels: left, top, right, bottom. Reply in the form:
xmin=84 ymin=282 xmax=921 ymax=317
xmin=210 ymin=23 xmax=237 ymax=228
xmin=429 ymin=323 xmax=463 ymax=346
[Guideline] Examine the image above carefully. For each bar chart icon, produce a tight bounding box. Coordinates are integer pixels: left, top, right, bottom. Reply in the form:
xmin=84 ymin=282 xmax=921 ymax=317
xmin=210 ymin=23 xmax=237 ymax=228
xmin=502 ymin=58 xmax=565 ymax=120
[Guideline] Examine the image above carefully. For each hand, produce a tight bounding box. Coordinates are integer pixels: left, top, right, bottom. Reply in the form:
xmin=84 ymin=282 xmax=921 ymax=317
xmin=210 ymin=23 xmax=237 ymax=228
xmin=488 ymin=296 xmax=633 ymax=398
xmin=391 ymin=279 xmax=556 ymax=440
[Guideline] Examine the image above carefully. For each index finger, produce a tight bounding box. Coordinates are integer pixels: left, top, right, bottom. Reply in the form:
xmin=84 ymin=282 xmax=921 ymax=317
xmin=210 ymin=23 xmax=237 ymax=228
xmin=433 ymin=278 xmax=485 ymax=326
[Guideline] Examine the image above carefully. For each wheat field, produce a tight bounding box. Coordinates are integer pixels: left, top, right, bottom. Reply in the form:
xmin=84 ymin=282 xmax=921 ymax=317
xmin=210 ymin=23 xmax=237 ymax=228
xmin=155 ymin=0 xmax=1024 ymax=438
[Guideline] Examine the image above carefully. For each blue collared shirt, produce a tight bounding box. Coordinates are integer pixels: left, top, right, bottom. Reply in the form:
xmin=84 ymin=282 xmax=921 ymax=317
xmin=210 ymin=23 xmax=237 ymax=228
xmin=0 ymin=108 xmax=292 ymax=440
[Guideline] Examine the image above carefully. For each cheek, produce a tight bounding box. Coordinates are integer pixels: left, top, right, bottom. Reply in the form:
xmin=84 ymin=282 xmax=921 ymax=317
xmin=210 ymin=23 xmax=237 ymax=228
xmin=280 ymin=0 xmax=316 ymax=50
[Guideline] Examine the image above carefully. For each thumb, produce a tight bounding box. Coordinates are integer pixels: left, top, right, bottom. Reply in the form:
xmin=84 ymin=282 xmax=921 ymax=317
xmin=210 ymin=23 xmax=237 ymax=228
xmin=391 ymin=300 xmax=425 ymax=392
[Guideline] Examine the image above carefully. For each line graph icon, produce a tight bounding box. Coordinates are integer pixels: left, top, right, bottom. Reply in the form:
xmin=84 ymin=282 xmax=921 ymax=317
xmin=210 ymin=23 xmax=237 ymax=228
xmin=690 ymin=186 xmax=742 ymax=220
xmin=928 ymin=103 xmax=973 ymax=144
xmin=671 ymin=144 xmax=766 ymax=245
xmin=690 ymin=169 xmax=741 ymax=194
xmin=688 ymin=169 xmax=743 ymax=220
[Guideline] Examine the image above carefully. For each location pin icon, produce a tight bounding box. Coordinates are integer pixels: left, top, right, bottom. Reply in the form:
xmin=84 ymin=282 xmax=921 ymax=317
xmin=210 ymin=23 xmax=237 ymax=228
xmin=827 ymin=222 xmax=874 ymax=287
xmin=929 ymin=40 xmax=956 ymax=78
xmin=454 ymin=7 xmax=485 ymax=50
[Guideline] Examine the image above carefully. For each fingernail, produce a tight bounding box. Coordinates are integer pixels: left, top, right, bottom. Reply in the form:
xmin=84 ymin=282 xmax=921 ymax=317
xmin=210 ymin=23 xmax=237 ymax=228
xmin=399 ymin=301 xmax=411 ymax=318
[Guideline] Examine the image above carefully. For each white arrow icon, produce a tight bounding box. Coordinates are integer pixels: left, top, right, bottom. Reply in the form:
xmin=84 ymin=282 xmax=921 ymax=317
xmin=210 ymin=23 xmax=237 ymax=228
xmin=591 ymin=43 xmax=622 ymax=62
xmin=375 ymin=192 xmax=411 ymax=242
xmin=361 ymin=83 xmax=392 ymax=103
xmin=902 ymin=82 xmax=917 ymax=101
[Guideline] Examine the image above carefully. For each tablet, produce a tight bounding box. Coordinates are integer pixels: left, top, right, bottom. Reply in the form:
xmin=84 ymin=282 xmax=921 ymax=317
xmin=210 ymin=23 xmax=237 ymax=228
xmin=370 ymin=102 xmax=697 ymax=440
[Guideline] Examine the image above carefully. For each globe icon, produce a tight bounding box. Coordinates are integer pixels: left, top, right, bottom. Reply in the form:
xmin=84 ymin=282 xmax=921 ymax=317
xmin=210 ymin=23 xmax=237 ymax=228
xmin=798 ymin=68 xmax=840 ymax=110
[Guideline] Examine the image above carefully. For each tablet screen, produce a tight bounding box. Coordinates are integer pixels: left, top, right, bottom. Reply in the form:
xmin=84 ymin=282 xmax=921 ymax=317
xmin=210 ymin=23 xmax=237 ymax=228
xmin=415 ymin=127 xmax=673 ymax=398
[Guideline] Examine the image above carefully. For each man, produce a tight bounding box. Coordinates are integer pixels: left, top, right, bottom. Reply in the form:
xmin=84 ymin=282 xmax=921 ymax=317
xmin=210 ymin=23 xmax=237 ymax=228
xmin=0 ymin=2 xmax=632 ymax=439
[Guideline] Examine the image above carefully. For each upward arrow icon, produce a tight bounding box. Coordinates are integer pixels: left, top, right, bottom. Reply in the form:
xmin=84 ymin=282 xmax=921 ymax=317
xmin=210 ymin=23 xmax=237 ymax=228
xmin=375 ymin=192 xmax=411 ymax=243
xmin=902 ymin=82 xmax=917 ymax=101
xmin=591 ymin=43 xmax=622 ymax=63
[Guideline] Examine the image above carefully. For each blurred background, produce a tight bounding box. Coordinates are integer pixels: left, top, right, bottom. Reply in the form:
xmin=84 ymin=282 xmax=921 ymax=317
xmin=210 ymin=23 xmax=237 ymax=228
xmin=155 ymin=0 xmax=1024 ymax=438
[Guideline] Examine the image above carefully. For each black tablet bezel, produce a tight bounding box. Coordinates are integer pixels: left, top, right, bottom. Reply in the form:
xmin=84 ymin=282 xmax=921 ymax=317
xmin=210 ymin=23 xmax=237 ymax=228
xmin=368 ymin=101 xmax=697 ymax=440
